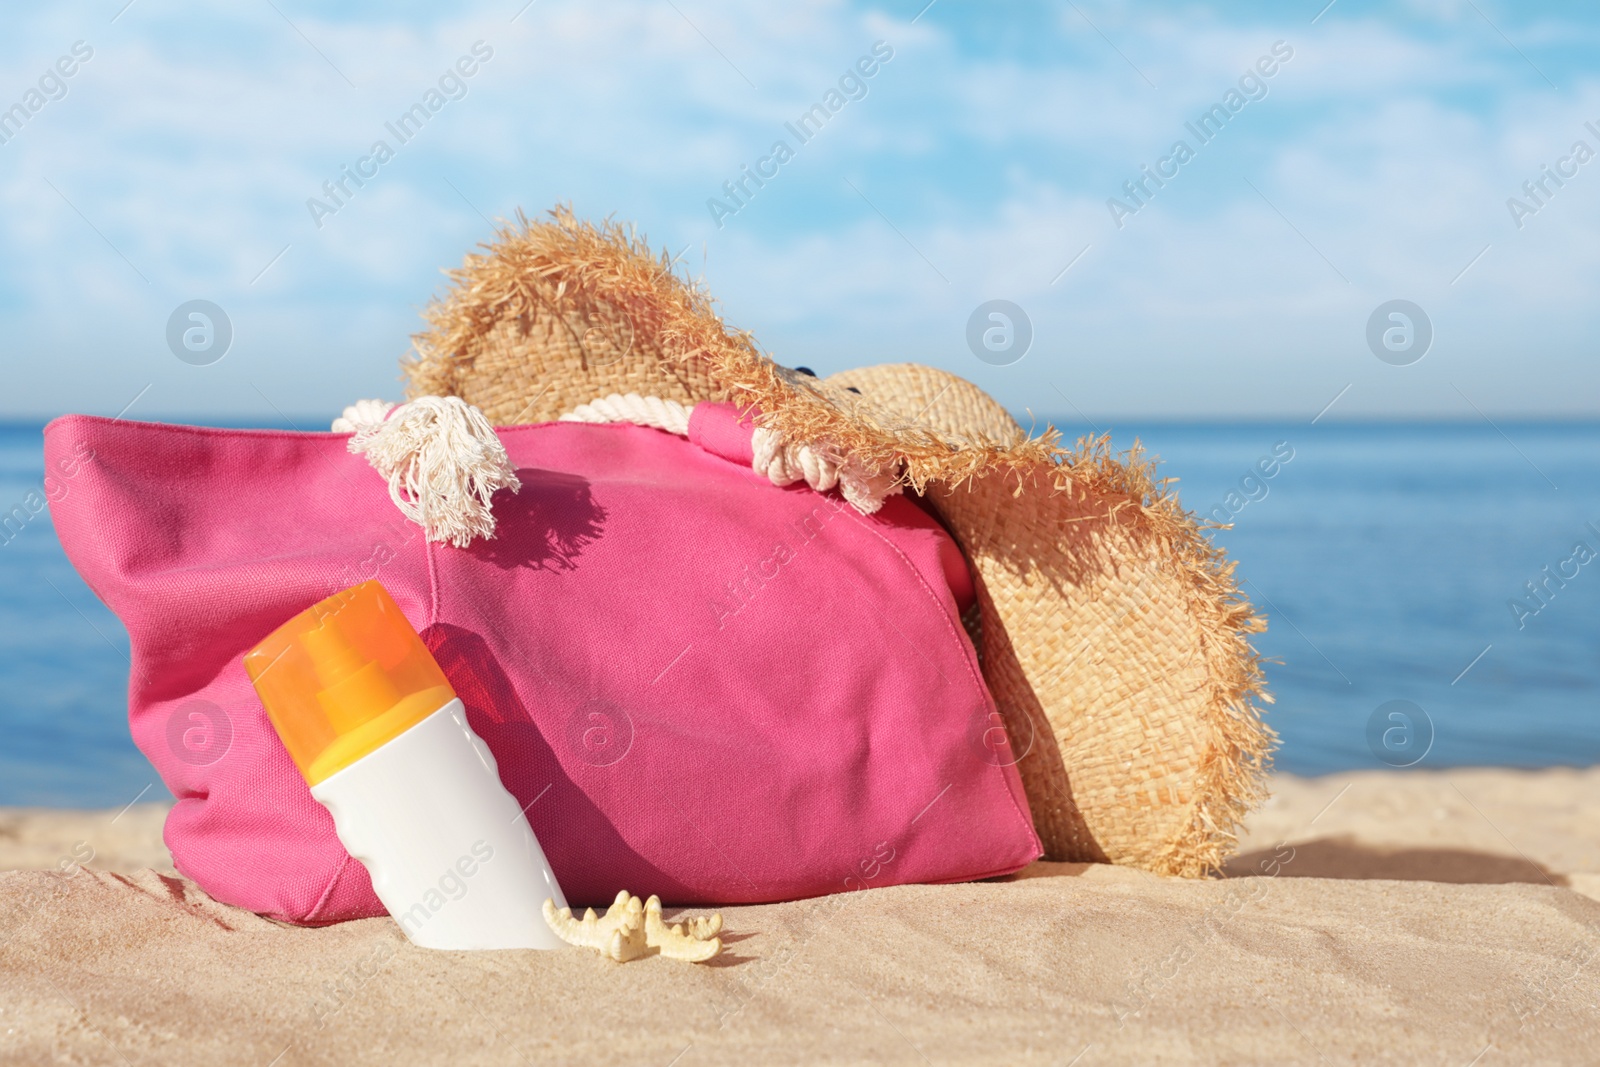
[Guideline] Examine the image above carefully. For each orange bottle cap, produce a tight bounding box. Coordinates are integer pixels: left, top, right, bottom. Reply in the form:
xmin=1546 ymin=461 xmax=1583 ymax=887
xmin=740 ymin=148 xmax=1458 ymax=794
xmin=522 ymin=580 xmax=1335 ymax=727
xmin=244 ymin=581 xmax=456 ymax=786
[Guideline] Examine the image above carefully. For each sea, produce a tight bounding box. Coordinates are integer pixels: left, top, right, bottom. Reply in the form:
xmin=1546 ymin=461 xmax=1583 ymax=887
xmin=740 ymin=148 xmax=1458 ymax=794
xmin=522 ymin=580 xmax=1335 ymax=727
xmin=2 ymin=417 xmax=1597 ymax=807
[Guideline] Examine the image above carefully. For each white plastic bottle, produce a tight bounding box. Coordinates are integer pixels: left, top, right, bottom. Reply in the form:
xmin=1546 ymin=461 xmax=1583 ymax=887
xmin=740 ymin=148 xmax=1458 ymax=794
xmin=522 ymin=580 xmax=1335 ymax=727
xmin=245 ymin=579 xmax=567 ymax=950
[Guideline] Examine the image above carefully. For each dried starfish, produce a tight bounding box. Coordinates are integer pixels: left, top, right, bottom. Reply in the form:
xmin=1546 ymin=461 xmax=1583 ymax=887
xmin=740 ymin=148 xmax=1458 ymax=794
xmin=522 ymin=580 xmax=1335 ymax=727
xmin=653 ymin=895 xmax=722 ymax=942
xmin=543 ymin=891 xmax=723 ymax=963
xmin=643 ymin=895 xmax=722 ymax=963
xmin=543 ymin=891 xmax=647 ymax=962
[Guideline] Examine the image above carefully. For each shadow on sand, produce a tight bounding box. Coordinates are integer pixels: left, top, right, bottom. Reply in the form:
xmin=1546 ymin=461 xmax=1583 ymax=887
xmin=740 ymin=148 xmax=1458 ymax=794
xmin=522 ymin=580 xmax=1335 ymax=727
xmin=1225 ymin=836 xmax=1567 ymax=887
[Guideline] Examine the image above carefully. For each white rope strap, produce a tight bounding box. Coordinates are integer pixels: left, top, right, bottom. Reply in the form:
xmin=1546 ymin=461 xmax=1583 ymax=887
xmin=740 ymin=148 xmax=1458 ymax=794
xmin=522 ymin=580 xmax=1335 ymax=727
xmin=331 ymin=391 xmax=901 ymax=548
xmin=331 ymin=398 xmax=395 ymax=433
xmin=558 ymin=393 xmax=692 ymax=437
xmin=557 ymin=393 xmax=900 ymax=515
xmin=748 ymin=427 xmax=901 ymax=515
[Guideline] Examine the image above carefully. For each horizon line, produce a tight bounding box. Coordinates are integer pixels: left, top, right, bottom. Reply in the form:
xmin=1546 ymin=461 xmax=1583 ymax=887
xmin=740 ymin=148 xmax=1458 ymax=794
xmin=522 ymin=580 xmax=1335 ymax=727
xmin=5 ymin=412 xmax=1600 ymax=431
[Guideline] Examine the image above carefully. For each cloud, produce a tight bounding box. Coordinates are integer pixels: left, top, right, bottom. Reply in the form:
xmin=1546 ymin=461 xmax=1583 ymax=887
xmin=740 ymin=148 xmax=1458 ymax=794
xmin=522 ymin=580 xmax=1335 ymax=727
xmin=0 ymin=0 xmax=1597 ymax=419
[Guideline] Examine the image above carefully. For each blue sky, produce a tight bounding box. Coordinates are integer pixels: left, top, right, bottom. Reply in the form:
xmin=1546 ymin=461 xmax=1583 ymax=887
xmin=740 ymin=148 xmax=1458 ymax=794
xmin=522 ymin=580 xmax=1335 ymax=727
xmin=1 ymin=0 xmax=1597 ymax=423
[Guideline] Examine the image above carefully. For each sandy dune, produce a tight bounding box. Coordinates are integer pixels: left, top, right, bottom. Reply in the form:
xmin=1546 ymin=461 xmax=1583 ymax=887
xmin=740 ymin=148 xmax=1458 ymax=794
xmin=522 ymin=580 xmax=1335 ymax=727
xmin=3 ymin=767 xmax=1597 ymax=1065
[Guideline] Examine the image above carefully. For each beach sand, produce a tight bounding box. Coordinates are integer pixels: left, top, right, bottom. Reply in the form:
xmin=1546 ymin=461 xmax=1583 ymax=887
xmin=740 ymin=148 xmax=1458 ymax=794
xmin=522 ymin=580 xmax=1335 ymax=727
xmin=3 ymin=767 xmax=1597 ymax=1065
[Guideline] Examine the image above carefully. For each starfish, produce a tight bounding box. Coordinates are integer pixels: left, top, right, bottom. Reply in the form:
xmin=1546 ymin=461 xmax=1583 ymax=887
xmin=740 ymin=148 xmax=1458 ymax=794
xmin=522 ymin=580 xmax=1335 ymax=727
xmin=542 ymin=891 xmax=723 ymax=963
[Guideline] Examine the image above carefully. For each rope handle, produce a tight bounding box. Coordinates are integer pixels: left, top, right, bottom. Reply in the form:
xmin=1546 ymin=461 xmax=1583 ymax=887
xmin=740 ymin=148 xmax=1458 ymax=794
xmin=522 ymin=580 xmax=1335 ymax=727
xmin=334 ymin=392 xmax=900 ymax=547
xmin=558 ymin=393 xmax=900 ymax=514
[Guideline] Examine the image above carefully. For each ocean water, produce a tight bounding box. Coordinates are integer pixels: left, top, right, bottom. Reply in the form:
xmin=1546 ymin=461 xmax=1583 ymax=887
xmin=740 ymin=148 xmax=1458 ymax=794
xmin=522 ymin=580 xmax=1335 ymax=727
xmin=1 ymin=418 xmax=1596 ymax=807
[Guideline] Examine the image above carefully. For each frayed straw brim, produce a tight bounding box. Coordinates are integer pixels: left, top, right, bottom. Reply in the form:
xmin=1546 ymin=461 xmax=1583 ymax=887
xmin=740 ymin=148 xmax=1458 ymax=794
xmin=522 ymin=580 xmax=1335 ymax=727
xmin=403 ymin=207 xmax=1274 ymax=877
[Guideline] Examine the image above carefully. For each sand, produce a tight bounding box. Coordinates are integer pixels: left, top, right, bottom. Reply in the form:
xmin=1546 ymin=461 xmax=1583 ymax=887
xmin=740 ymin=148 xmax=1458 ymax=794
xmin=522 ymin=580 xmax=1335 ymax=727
xmin=3 ymin=767 xmax=1598 ymax=1065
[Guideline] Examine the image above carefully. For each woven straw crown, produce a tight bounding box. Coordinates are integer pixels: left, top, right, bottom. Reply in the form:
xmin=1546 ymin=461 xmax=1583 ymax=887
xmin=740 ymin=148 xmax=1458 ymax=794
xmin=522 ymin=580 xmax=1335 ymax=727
xmin=403 ymin=207 xmax=1274 ymax=878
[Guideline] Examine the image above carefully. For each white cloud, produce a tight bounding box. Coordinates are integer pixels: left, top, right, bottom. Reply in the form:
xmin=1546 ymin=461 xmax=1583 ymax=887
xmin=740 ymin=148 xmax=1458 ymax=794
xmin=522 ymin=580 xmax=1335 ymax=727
xmin=0 ymin=0 xmax=1597 ymax=419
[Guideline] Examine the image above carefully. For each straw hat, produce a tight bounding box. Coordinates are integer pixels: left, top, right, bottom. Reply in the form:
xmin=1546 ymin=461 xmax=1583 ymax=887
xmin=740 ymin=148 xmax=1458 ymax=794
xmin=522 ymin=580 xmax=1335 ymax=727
xmin=402 ymin=207 xmax=1273 ymax=878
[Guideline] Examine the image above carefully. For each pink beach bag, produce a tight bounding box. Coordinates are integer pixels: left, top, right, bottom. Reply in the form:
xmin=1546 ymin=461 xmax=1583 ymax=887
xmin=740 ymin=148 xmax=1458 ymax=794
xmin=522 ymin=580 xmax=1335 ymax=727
xmin=43 ymin=402 xmax=1040 ymax=922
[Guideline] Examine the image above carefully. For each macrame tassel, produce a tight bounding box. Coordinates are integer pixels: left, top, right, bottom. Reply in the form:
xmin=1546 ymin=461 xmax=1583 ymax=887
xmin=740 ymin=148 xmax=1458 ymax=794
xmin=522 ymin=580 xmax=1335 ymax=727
xmin=341 ymin=396 xmax=520 ymax=548
xmin=750 ymin=428 xmax=901 ymax=515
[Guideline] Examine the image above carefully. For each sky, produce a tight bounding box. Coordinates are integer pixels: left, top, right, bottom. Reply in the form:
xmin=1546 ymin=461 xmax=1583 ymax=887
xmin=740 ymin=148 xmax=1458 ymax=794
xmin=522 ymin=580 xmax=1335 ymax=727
xmin=0 ymin=0 xmax=1597 ymax=424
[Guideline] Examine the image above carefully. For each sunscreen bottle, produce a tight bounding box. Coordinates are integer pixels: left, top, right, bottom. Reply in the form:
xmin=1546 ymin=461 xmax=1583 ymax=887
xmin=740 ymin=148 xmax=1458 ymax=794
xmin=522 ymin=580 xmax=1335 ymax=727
xmin=244 ymin=579 xmax=566 ymax=950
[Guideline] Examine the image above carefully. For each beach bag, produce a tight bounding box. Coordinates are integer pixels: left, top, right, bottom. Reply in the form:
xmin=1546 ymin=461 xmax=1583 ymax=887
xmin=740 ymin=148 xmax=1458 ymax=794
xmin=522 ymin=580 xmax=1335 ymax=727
xmin=43 ymin=401 xmax=1040 ymax=922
